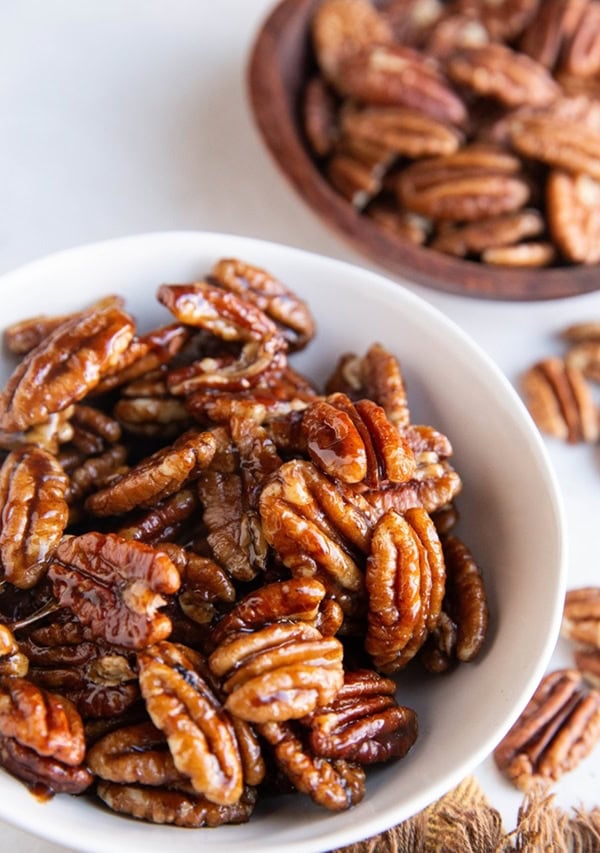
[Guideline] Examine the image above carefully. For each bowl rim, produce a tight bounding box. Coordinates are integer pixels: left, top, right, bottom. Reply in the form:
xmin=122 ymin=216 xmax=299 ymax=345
xmin=0 ymin=230 xmax=568 ymax=851
xmin=247 ymin=0 xmax=600 ymax=302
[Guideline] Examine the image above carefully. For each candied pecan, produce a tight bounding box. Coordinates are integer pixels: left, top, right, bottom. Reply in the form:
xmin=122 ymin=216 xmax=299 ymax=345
xmin=440 ymin=533 xmax=488 ymax=662
xmin=0 ymin=407 xmax=74 ymax=456
xmin=258 ymin=719 xmax=366 ymax=811
xmin=574 ymin=648 xmax=600 ymax=690
xmin=380 ymin=0 xmax=445 ymax=45
xmin=0 ymin=736 xmax=93 ymax=794
xmin=301 ymin=669 xmax=418 ymax=764
xmin=0 ymin=625 xmax=28 ymax=677
xmin=454 ymin=0 xmax=541 ymax=41
xmin=160 ymin=544 xmax=235 ymax=625
xmin=209 ymin=621 xmax=344 ymax=724
xmin=114 ymin=395 xmax=192 ymax=438
xmin=0 ymin=446 xmax=69 ymax=589
xmin=340 ymin=105 xmax=463 ymax=158
xmin=211 ymin=258 xmax=315 ymax=352
xmin=419 ymin=611 xmax=458 ymax=673
xmin=561 ymin=2 xmax=600 ymax=77
xmin=447 ymin=44 xmax=560 ymax=107
xmin=547 ymin=170 xmax=600 ymax=265
xmin=116 ymin=487 xmax=199 ymax=544
xmin=48 ymin=533 xmax=181 ymax=649
xmin=431 ymin=209 xmax=545 ymax=257
xmin=562 ymin=587 xmax=600 ymax=648
xmin=137 ymin=641 xmax=244 ymax=805
xmin=0 ymin=305 xmax=135 ymax=432
xmin=519 ymin=0 xmax=588 ymax=69
xmin=65 ymin=444 xmax=128 ymax=505
xmin=363 ymin=459 xmax=462 ymax=517
xmin=365 ymin=508 xmax=445 ymax=673
xmin=0 ymin=677 xmax=85 ymax=765
xmin=311 ymin=0 xmax=394 ymax=82
xmin=96 ymin=780 xmax=256 ymax=826
xmin=521 ymin=357 xmax=599 ymax=443
xmin=85 ymin=429 xmax=216 ymax=516
xmin=325 ymin=343 xmax=411 ymax=429
xmin=366 ymin=201 xmax=430 ymax=245
xmin=88 ymin=721 xmax=181 ymax=785
xmin=336 ymin=44 xmax=467 ymax=126
xmin=493 ymin=669 xmax=600 ymax=790
xmin=509 ymin=116 xmax=600 ymax=180
xmin=302 ymin=75 xmax=340 ymax=158
xmin=481 ymin=241 xmax=556 ymax=267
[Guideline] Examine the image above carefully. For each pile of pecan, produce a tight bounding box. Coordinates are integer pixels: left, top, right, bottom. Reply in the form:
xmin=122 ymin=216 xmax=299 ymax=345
xmin=493 ymin=586 xmax=600 ymax=791
xmin=303 ymin=0 xmax=600 ymax=267
xmin=0 ymin=257 xmax=489 ymax=827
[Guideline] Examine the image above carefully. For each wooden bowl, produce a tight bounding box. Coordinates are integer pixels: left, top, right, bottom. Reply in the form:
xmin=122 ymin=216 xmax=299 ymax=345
xmin=247 ymin=0 xmax=600 ymax=301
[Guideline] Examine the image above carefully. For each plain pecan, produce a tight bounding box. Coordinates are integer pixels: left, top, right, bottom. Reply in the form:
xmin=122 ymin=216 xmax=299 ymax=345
xmin=302 ymin=75 xmax=340 ymax=158
xmin=87 ymin=721 xmax=182 ymax=786
xmin=562 ymin=587 xmax=600 ymax=648
xmin=257 ymin=719 xmax=366 ymax=811
xmin=493 ymin=668 xmax=600 ymax=790
xmin=48 ymin=533 xmax=181 ymax=649
xmin=481 ymin=242 xmax=556 ymax=267
xmin=137 ymin=641 xmax=244 ymax=806
xmin=339 ymin=105 xmax=463 ymax=158
xmin=519 ymin=0 xmax=588 ymax=69
xmin=365 ymin=508 xmax=445 ymax=673
xmin=447 ymin=43 xmax=560 ymax=107
xmin=363 ymin=458 xmax=462 ymax=518
xmin=301 ymin=669 xmax=418 ymax=764
xmin=447 ymin=0 xmax=540 ymax=42
xmin=366 ymin=201 xmax=430 ymax=245
xmin=381 ymin=0 xmax=445 ymax=46
xmin=65 ymin=444 xmax=128 ymax=506
xmin=423 ymin=13 xmax=489 ymax=61
xmin=96 ymin=780 xmax=256 ymax=827
xmin=521 ymin=357 xmax=599 ymax=443
xmin=0 ymin=446 xmax=69 ymax=589
xmin=509 ymin=115 xmax=600 ymax=180
xmin=0 ymin=305 xmax=135 ymax=432
xmin=574 ymin=648 xmax=600 ymax=690
xmin=431 ymin=209 xmax=545 ymax=257
xmin=0 ymin=735 xmax=93 ymax=795
xmin=566 ymin=341 xmax=600 ymax=383
xmin=547 ymin=170 xmax=600 ymax=265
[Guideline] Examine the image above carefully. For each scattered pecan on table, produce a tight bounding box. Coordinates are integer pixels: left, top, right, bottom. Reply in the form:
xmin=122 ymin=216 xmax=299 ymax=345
xmin=0 ymin=257 xmax=490 ymax=825
xmin=303 ymin=0 xmax=600 ymax=268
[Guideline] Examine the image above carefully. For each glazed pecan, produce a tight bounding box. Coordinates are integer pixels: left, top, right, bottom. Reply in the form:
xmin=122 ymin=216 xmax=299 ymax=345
xmin=48 ymin=533 xmax=181 ymax=649
xmin=339 ymin=105 xmax=463 ymax=158
xmin=0 ymin=407 xmax=74 ymax=456
xmin=96 ymin=780 xmax=256 ymax=827
xmin=88 ymin=721 xmax=181 ymax=786
xmin=481 ymin=242 xmax=556 ymax=267
xmin=566 ymin=341 xmax=600 ymax=383
xmin=521 ymin=357 xmax=599 ymax=443
xmin=562 ymin=587 xmax=600 ymax=648
xmin=137 ymin=641 xmax=244 ymax=805
xmin=85 ymin=429 xmax=216 ymax=516
xmin=0 ymin=446 xmax=69 ymax=589
xmin=365 ymin=508 xmax=445 ymax=673
xmin=493 ymin=669 xmax=600 ymax=790
xmin=423 ymin=13 xmax=489 ymax=61
xmin=209 ymin=621 xmax=344 ymax=724
xmin=363 ymin=458 xmax=462 ymax=518
xmin=439 ymin=533 xmax=488 ymax=663
xmin=562 ymin=321 xmax=600 ymax=343
xmin=116 ymin=487 xmax=199 ymax=544
xmin=70 ymin=404 xmax=121 ymax=452
xmin=114 ymin=394 xmax=192 ymax=439
xmin=0 ymin=305 xmax=135 ymax=432
xmin=259 ymin=719 xmax=365 ymax=810
xmin=301 ymin=669 xmax=418 ymax=764
xmin=366 ymin=201 xmax=429 ymax=245
xmin=65 ymin=444 xmax=128 ymax=506
xmin=326 ymin=146 xmax=391 ymax=209
xmin=431 ymin=209 xmax=545 ymax=258
xmin=547 ymin=170 xmax=600 ymax=265
xmin=302 ymin=75 xmax=340 ymax=158
xmin=509 ymin=116 xmax=600 ymax=180
xmin=447 ymin=44 xmax=560 ymax=107
xmin=0 ymin=625 xmax=28 ymax=677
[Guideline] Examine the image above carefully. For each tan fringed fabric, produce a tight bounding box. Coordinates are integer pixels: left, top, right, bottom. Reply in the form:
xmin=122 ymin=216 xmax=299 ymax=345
xmin=331 ymin=777 xmax=600 ymax=853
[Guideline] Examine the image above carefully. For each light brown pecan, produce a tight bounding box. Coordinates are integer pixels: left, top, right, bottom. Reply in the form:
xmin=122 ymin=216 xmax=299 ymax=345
xmin=365 ymin=508 xmax=445 ymax=673
xmin=366 ymin=201 xmax=430 ymax=245
xmin=566 ymin=341 xmax=600 ymax=383
xmin=0 ymin=306 xmax=135 ymax=432
xmin=493 ymin=668 xmax=600 ymax=790
xmin=547 ymin=170 xmax=600 ymax=265
xmin=0 ymin=446 xmax=69 ymax=589
xmin=114 ymin=395 xmax=192 ymax=439
xmin=519 ymin=0 xmax=588 ymax=69
xmin=326 ymin=147 xmax=390 ymax=209
xmin=85 ymin=430 xmax=216 ymax=516
xmin=0 ymin=625 xmax=28 ymax=677
xmin=509 ymin=116 xmax=600 ymax=180
xmin=48 ymin=533 xmax=181 ymax=649
xmin=562 ymin=321 xmax=600 ymax=343
xmin=562 ymin=587 xmax=600 ymax=648
xmin=363 ymin=458 xmax=462 ymax=518
xmin=521 ymin=357 xmax=599 ymax=443
xmin=311 ymin=0 xmax=394 ymax=82
xmin=447 ymin=44 xmax=560 ymax=107
xmin=431 ymin=209 xmax=545 ymax=257
xmin=302 ymin=75 xmax=340 ymax=158
xmin=301 ymin=669 xmax=418 ymax=764
xmin=574 ymin=648 xmax=600 ymax=690
xmin=96 ymin=780 xmax=256 ymax=827
xmin=0 ymin=735 xmax=93 ymax=795
xmin=561 ymin=1 xmax=600 ymax=77
xmin=87 ymin=721 xmax=182 ymax=786
xmin=137 ymin=641 xmax=244 ymax=805
xmin=381 ymin=0 xmax=445 ymax=46
xmin=0 ymin=677 xmax=85 ymax=765
xmin=423 ymin=13 xmax=489 ymax=61
xmin=211 ymin=258 xmax=315 ymax=352
xmin=481 ymin=241 xmax=556 ymax=267
xmin=339 ymin=105 xmax=463 ymax=158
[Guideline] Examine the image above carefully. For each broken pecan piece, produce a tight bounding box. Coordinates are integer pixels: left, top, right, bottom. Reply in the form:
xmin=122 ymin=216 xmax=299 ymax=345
xmin=0 ymin=625 xmax=28 ymax=677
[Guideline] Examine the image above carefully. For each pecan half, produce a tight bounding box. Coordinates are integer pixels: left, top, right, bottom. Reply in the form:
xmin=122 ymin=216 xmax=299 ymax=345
xmin=87 ymin=721 xmax=182 ymax=786
xmin=562 ymin=587 xmax=600 ymax=648
xmin=493 ymin=669 xmax=600 ymax=790
xmin=547 ymin=170 xmax=600 ymax=265
xmin=302 ymin=75 xmax=340 ymax=158
xmin=574 ymin=648 xmax=600 ymax=690
xmin=0 ymin=736 xmax=93 ymax=795
xmin=481 ymin=241 xmax=556 ymax=267
xmin=431 ymin=209 xmax=545 ymax=258
xmin=519 ymin=0 xmax=588 ymax=69
xmin=340 ymin=105 xmax=463 ymax=158
xmin=561 ymin=1 xmax=600 ymax=77
xmin=509 ymin=116 xmax=600 ymax=180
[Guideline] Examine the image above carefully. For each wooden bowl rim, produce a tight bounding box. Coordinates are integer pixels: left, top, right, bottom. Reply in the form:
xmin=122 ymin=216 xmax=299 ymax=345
xmin=247 ymin=0 xmax=600 ymax=301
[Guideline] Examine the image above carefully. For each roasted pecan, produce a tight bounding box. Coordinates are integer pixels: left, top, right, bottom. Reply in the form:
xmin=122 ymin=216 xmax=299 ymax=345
xmin=0 ymin=735 xmax=93 ymax=795
xmin=137 ymin=641 xmax=244 ymax=805
xmin=85 ymin=429 xmax=216 ymax=516
xmin=509 ymin=116 xmax=600 ymax=180
xmin=423 ymin=13 xmax=489 ymax=61
xmin=301 ymin=669 xmax=418 ymax=764
xmin=431 ymin=209 xmax=545 ymax=257
xmin=481 ymin=241 xmax=556 ymax=267
xmin=161 ymin=543 xmax=236 ymax=616
xmin=0 ymin=446 xmax=69 ymax=589
xmin=339 ymin=105 xmax=463 ymax=158
xmin=561 ymin=1 xmax=600 ymax=76
xmin=0 ymin=305 xmax=135 ymax=432
xmin=87 ymin=721 xmax=181 ymax=785
xmin=547 ymin=170 xmax=600 ymax=265
xmin=574 ymin=648 xmax=600 ymax=690
xmin=562 ymin=587 xmax=600 ymax=648
xmin=566 ymin=341 xmax=600 ymax=383
xmin=562 ymin=321 xmax=600 ymax=343
xmin=96 ymin=780 xmax=256 ymax=826
xmin=366 ymin=201 xmax=430 ymax=244
xmin=0 ymin=625 xmax=28 ymax=677
xmin=302 ymin=75 xmax=340 ymax=158
xmin=365 ymin=508 xmax=445 ymax=672
xmin=209 ymin=621 xmax=344 ymax=724
xmin=521 ymin=357 xmax=599 ymax=443
xmin=519 ymin=0 xmax=588 ymax=69
xmin=493 ymin=669 xmax=600 ymax=790
xmin=48 ymin=533 xmax=181 ymax=649
xmin=65 ymin=444 xmax=128 ymax=506
xmin=257 ymin=720 xmax=366 ymax=811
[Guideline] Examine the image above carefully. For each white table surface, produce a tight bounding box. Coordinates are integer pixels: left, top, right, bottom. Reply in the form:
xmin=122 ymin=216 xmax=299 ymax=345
xmin=0 ymin=2 xmax=599 ymax=850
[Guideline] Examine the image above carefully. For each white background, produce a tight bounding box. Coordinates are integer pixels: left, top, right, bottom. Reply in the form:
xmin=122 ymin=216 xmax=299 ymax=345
xmin=1 ymin=1 xmax=599 ymax=850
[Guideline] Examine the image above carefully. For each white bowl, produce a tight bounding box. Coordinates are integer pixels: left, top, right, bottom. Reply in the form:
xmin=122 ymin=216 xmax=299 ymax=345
xmin=0 ymin=232 xmax=566 ymax=852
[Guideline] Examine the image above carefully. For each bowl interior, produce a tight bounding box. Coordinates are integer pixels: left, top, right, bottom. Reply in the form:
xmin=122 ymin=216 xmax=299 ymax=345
xmin=0 ymin=231 xmax=566 ymax=852
xmin=247 ymin=0 xmax=600 ymax=301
